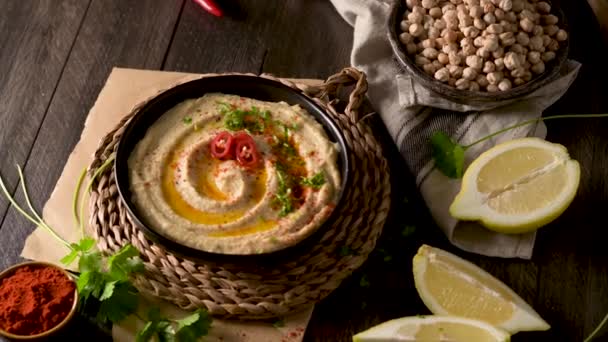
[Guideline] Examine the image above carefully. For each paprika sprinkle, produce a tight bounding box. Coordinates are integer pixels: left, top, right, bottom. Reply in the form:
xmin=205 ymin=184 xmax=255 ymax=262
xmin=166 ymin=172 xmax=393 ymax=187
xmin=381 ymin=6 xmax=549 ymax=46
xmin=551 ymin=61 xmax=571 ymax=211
xmin=0 ymin=263 xmax=76 ymax=336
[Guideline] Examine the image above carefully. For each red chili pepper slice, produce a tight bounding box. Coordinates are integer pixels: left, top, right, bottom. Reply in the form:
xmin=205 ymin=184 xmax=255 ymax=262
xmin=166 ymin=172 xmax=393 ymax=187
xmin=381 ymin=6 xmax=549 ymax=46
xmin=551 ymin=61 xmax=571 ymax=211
xmin=234 ymin=132 xmax=260 ymax=168
xmin=210 ymin=131 xmax=234 ymax=159
xmin=192 ymin=0 xmax=223 ymax=17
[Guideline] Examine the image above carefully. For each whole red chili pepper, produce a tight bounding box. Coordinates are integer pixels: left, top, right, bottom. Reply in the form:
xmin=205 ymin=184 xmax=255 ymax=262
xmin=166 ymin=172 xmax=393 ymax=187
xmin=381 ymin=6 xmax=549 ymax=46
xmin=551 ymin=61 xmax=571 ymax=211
xmin=192 ymin=0 xmax=223 ymax=17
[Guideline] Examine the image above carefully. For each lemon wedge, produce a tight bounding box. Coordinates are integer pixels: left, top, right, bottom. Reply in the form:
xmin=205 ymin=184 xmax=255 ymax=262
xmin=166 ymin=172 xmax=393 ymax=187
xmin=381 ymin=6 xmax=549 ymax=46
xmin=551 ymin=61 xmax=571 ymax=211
xmin=352 ymin=315 xmax=510 ymax=342
xmin=413 ymin=244 xmax=550 ymax=334
xmin=449 ymin=137 xmax=580 ymax=234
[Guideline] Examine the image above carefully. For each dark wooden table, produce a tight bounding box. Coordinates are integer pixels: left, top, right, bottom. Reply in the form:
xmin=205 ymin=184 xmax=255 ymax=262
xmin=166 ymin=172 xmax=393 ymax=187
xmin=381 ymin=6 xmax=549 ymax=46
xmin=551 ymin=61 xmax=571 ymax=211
xmin=1 ymin=1 xmax=608 ymax=341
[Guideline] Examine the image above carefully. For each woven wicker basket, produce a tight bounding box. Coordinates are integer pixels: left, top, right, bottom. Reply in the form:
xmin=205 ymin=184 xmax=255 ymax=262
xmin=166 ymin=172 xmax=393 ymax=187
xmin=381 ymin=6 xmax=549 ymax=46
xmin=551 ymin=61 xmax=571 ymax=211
xmin=87 ymin=68 xmax=391 ymax=320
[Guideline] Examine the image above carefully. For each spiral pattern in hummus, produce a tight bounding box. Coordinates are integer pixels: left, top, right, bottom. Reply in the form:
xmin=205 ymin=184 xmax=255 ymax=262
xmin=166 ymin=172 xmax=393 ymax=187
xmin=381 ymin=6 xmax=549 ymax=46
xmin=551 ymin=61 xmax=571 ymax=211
xmin=128 ymin=93 xmax=341 ymax=254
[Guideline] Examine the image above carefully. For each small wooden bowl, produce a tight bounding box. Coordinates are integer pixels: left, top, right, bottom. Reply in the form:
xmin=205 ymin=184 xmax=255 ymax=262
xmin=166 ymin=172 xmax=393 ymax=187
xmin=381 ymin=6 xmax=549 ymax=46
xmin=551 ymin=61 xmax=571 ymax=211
xmin=387 ymin=0 xmax=570 ymax=106
xmin=0 ymin=261 xmax=79 ymax=340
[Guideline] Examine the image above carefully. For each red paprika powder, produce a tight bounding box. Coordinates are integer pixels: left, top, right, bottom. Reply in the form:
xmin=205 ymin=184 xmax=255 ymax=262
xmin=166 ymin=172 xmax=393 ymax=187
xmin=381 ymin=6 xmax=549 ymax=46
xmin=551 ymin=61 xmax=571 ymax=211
xmin=0 ymin=264 xmax=76 ymax=336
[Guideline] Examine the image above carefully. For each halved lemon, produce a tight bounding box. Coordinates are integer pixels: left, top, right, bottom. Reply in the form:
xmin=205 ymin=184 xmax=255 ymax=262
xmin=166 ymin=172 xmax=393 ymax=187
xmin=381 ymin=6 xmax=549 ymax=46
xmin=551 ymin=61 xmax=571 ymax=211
xmin=450 ymin=137 xmax=580 ymax=234
xmin=352 ymin=315 xmax=510 ymax=342
xmin=413 ymin=244 xmax=550 ymax=334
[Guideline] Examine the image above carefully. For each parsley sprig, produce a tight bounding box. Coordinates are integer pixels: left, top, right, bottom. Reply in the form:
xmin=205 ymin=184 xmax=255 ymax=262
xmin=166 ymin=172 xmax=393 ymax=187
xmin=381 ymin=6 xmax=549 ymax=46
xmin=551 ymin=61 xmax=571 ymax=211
xmin=431 ymin=113 xmax=608 ymax=179
xmin=300 ymin=172 xmax=326 ymax=189
xmin=273 ymin=165 xmax=294 ymax=217
xmin=0 ymin=159 xmax=212 ymax=341
xmin=218 ymin=102 xmax=270 ymax=134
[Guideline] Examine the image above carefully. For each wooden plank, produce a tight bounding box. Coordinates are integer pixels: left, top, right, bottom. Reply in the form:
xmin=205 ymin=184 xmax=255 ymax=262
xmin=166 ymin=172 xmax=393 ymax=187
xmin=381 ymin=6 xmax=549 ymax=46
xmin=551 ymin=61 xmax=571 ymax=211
xmin=0 ymin=0 xmax=89 ymax=232
xmin=162 ymin=0 xmax=269 ymax=73
xmin=0 ymin=0 xmax=184 ymax=269
xmin=259 ymin=0 xmax=354 ymax=78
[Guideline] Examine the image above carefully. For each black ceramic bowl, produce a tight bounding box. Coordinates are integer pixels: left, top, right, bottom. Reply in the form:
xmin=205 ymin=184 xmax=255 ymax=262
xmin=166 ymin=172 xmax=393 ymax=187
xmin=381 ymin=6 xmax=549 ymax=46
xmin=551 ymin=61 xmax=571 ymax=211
xmin=387 ymin=0 xmax=569 ymax=105
xmin=114 ymin=75 xmax=350 ymax=261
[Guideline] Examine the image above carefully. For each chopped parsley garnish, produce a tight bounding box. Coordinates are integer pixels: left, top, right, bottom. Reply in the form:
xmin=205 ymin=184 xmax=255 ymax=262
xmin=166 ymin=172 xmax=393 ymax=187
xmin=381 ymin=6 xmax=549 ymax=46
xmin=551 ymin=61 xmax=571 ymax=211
xmin=273 ymin=165 xmax=294 ymax=217
xmin=218 ymin=102 xmax=268 ymax=134
xmin=300 ymin=172 xmax=326 ymax=189
xmin=182 ymin=116 xmax=192 ymax=124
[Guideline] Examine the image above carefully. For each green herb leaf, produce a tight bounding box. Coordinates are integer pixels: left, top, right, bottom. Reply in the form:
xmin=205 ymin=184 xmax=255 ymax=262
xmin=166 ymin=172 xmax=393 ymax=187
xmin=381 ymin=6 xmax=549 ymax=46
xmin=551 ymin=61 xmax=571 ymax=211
xmin=300 ymin=172 xmax=326 ymax=189
xmin=157 ymin=321 xmax=175 ymax=342
xmin=174 ymin=309 xmax=212 ymax=341
xmin=136 ymin=321 xmax=158 ymax=342
xmin=99 ymin=280 xmax=118 ymax=301
xmin=78 ymin=251 xmax=103 ymax=273
xmin=401 ymin=225 xmax=417 ymax=238
xmin=182 ymin=117 xmax=192 ymax=125
xmin=76 ymin=270 xmax=106 ymax=303
xmin=272 ymin=319 xmax=285 ymax=328
xmin=430 ymin=131 xmax=466 ymax=179
xmin=107 ymin=244 xmax=144 ymax=281
xmin=97 ymin=282 xmax=139 ymax=323
xmin=273 ymin=166 xmax=295 ymax=217
xmin=78 ymin=237 xmax=96 ymax=251
xmin=60 ymin=249 xmax=79 ymax=265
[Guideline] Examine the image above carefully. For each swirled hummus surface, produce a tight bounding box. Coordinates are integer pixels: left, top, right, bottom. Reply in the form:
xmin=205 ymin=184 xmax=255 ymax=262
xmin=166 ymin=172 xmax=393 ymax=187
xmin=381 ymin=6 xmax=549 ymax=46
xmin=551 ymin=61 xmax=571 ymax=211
xmin=128 ymin=93 xmax=341 ymax=254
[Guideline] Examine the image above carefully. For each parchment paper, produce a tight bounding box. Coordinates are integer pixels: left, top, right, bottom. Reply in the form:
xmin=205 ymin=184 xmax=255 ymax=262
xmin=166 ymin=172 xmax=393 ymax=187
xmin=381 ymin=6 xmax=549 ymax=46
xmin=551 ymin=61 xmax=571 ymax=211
xmin=20 ymin=67 xmax=315 ymax=342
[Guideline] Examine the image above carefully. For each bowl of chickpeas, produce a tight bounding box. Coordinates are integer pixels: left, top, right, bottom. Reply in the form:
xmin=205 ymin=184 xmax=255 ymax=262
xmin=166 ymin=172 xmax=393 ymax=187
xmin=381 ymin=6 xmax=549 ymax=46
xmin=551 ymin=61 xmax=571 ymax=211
xmin=387 ymin=0 xmax=569 ymax=104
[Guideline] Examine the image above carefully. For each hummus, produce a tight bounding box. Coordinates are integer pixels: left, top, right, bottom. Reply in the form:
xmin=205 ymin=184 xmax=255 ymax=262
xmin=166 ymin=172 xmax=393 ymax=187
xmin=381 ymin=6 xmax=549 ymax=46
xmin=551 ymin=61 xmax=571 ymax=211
xmin=128 ymin=93 xmax=341 ymax=254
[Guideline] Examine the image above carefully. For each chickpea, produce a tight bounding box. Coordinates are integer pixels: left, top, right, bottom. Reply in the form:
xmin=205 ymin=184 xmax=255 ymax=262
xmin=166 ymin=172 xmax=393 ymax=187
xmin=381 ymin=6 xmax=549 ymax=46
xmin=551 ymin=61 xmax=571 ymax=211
xmin=523 ymin=71 xmax=533 ymax=81
xmin=487 ymin=71 xmax=504 ymax=85
xmin=462 ymin=44 xmax=477 ymax=56
xmin=510 ymin=43 xmax=526 ymax=54
xmin=484 ymin=3 xmax=496 ymax=13
xmin=516 ymin=31 xmax=530 ymax=45
xmin=442 ymin=3 xmax=456 ymax=14
xmin=511 ymin=67 xmax=526 ymax=78
xmin=529 ymin=36 xmax=544 ymax=51
xmin=495 ymin=9 xmax=505 ymax=21
xmin=520 ymin=18 xmax=534 ymax=32
xmin=532 ymin=25 xmax=543 ymax=37
xmin=443 ymin=42 xmax=459 ymax=54
xmin=487 ymin=84 xmax=499 ymax=92
xmin=463 ymin=67 xmax=478 ymax=80
xmin=536 ymin=1 xmax=551 ymax=14
xmin=499 ymin=32 xmax=516 ymax=46
xmin=455 ymin=78 xmax=471 ymax=90
xmin=493 ymin=46 xmax=505 ymax=58
xmin=409 ymin=23 xmax=423 ymax=37
xmin=448 ymin=64 xmax=464 ymax=77
xmin=422 ymin=0 xmax=436 ymax=9
xmin=543 ymin=14 xmax=559 ymax=25
xmin=470 ymin=5 xmax=484 ymax=18
xmin=547 ymin=39 xmax=560 ymax=51
xmin=494 ymin=57 xmax=505 ymax=70
xmin=465 ymin=55 xmax=483 ymax=69
xmin=445 ymin=16 xmax=459 ymax=30
xmin=406 ymin=0 xmax=421 ymax=9
xmin=474 ymin=17 xmax=487 ymax=29
xmin=435 ymin=37 xmax=446 ymax=46
xmin=400 ymin=32 xmax=414 ymax=44
xmin=483 ymin=34 xmax=500 ymax=51
xmin=522 ymin=60 xmax=531 ymax=70
xmin=512 ymin=0 xmax=524 ymax=12
xmin=400 ymin=20 xmax=410 ymax=32
xmin=414 ymin=5 xmax=427 ymax=14
xmin=416 ymin=42 xmax=424 ymax=52
xmin=408 ymin=12 xmax=423 ymax=24
xmin=519 ymin=9 xmax=535 ymax=21
xmin=499 ymin=0 xmax=512 ymax=11
xmin=504 ymin=51 xmax=523 ymax=70
xmin=487 ymin=23 xmax=503 ymax=34
xmin=484 ymin=12 xmax=497 ymax=24
xmin=406 ymin=42 xmax=418 ymax=54
xmin=531 ymin=61 xmax=546 ymax=74
xmin=476 ymin=47 xmax=491 ymax=58
xmin=462 ymin=26 xmax=481 ymax=38
xmin=541 ymin=51 xmax=556 ymax=62
xmin=415 ymin=55 xmax=431 ymax=66
xmin=466 ymin=0 xmax=480 ymax=6
xmin=428 ymin=27 xmax=441 ymax=39
xmin=543 ymin=25 xmax=558 ymax=37
xmin=556 ymin=29 xmax=568 ymax=41
xmin=430 ymin=7 xmax=443 ymax=18
xmin=442 ymin=29 xmax=458 ymax=42
xmin=448 ymin=51 xmax=463 ymax=65
xmin=469 ymin=81 xmax=481 ymax=91
xmin=528 ymin=51 xmax=541 ymax=64
xmin=498 ymin=78 xmax=512 ymax=91
xmin=433 ymin=60 xmax=443 ymax=69
xmin=438 ymin=52 xmax=450 ymax=64
xmin=505 ymin=11 xmax=517 ymax=23
xmin=423 ymin=63 xmax=438 ymax=75
xmin=435 ymin=67 xmax=450 ymax=81
xmin=434 ymin=18 xmax=446 ymax=30
xmin=482 ymin=61 xmax=496 ymax=73
xmin=476 ymin=74 xmax=490 ymax=87
xmin=473 ymin=36 xmax=484 ymax=47
xmin=422 ymin=38 xmax=435 ymax=49
xmin=513 ymin=77 xmax=525 ymax=86
xmin=422 ymin=47 xmax=439 ymax=59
